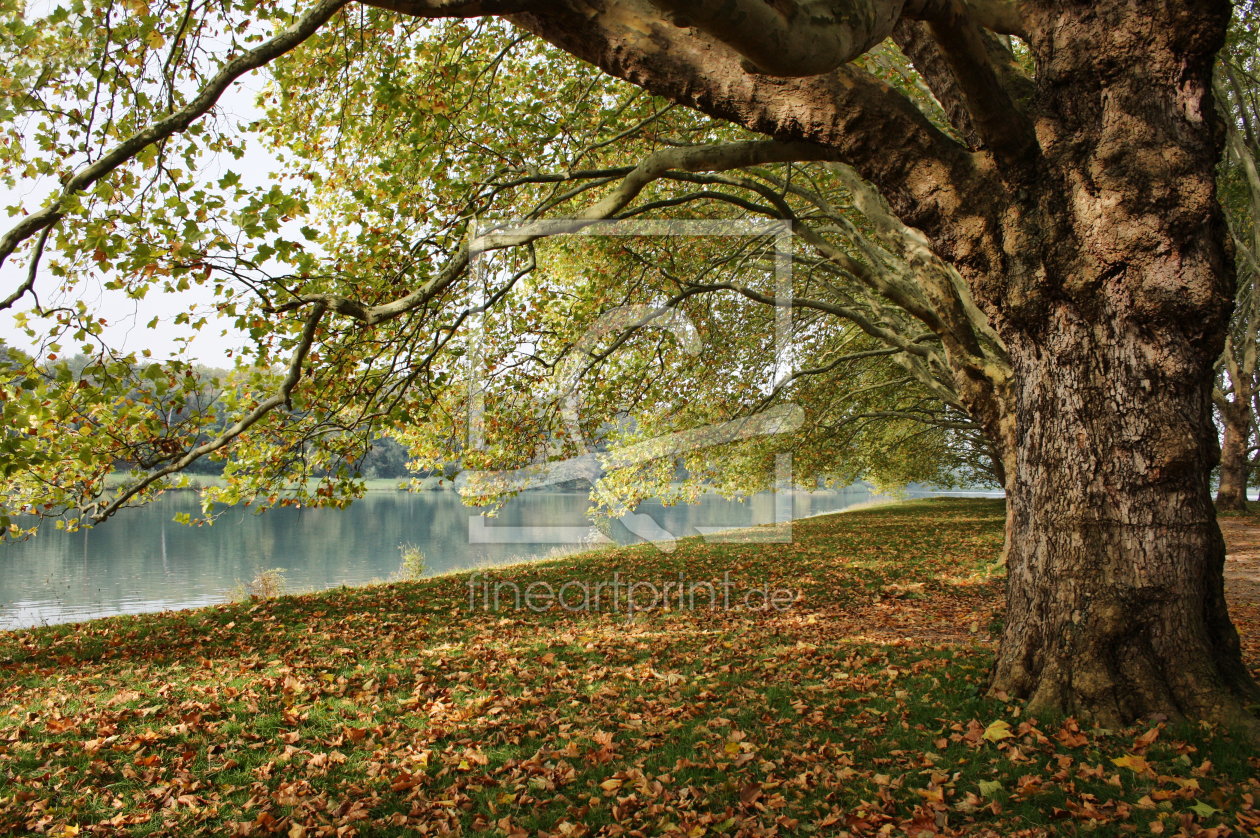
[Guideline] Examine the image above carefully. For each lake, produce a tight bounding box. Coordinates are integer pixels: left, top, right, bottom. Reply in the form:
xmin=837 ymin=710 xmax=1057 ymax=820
xmin=0 ymin=485 xmax=999 ymax=629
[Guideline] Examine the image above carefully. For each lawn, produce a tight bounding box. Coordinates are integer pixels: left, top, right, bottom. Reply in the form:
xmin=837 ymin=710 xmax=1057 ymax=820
xmin=0 ymin=499 xmax=1257 ymax=837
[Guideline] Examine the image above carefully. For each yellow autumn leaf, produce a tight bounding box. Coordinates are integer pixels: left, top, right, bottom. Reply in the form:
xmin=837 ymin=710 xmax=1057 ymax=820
xmin=916 ymin=785 xmax=944 ymax=803
xmin=724 ymin=741 xmax=741 ymax=755
xmin=982 ymin=719 xmax=1014 ymax=742
xmin=1112 ymin=754 xmax=1150 ymax=772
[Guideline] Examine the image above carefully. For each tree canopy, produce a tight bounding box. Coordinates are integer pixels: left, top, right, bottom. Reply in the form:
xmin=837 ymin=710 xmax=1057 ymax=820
xmin=0 ymin=3 xmax=1001 ymax=537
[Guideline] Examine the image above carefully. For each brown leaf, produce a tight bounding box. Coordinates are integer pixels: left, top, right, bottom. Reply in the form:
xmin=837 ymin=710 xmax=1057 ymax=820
xmin=739 ymin=782 xmax=763 ymax=807
xmin=1133 ymin=725 xmax=1162 ymax=750
xmin=45 ymin=718 xmax=77 ymax=734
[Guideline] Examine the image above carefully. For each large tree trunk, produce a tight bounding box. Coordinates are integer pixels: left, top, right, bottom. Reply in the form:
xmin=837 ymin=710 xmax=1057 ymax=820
xmin=1217 ymin=413 xmax=1251 ymax=512
xmin=985 ymin=1 xmax=1260 ymax=726
xmin=990 ymin=310 xmax=1259 ymax=725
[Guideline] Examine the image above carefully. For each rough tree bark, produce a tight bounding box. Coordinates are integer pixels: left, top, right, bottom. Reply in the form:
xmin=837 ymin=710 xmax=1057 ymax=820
xmin=372 ymin=0 xmax=1260 ymax=727
xmin=1214 ymin=283 xmax=1260 ymax=516
xmin=979 ymin=3 xmax=1258 ymax=728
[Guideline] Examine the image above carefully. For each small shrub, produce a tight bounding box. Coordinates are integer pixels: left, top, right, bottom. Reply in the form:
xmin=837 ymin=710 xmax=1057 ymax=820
xmin=393 ymin=544 xmax=426 ymax=581
xmin=228 ymin=567 xmax=287 ymax=602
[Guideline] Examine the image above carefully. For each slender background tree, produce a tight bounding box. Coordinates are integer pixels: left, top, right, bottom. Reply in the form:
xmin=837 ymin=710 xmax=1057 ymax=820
xmin=1214 ymin=9 xmax=1260 ymax=511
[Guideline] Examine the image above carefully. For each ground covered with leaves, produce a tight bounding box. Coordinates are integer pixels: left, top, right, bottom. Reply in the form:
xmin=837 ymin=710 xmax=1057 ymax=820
xmin=0 ymin=499 xmax=1257 ymax=837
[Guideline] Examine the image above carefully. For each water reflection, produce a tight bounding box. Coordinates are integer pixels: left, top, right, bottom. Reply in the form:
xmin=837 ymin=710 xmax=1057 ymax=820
xmin=0 ymin=486 xmax=994 ymax=628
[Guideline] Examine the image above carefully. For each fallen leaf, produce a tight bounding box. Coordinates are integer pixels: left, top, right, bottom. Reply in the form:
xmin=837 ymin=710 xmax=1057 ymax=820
xmin=1189 ymin=799 xmax=1220 ymax=818
xmin=1112 ymin=754 xmax=1149 ymax=773
xmin=1134 ymin=726 xmax=1161 ymax=749
xmin=982 ymin=720 xmax=1014 ymax=743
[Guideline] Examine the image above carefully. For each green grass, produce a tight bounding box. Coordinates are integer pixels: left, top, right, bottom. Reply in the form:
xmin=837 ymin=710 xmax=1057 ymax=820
xmin=0 ymin=499 xmax=1256 ymax=837
xmin=1216 ymin=506 xmax=1260 ymax=527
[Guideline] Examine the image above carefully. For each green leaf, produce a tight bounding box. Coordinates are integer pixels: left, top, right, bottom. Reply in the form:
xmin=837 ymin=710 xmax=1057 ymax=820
xmin=978 ymin=780 xmax=1004 ymax=798
xmin=1189 ymin=800 xmax=1220 ymax=818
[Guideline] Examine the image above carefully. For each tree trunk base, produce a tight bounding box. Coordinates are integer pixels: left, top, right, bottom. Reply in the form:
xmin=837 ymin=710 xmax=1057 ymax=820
xmin=990 ymin=518 xmax=1260 ymax=735
xmin=992 ymin=638 xmax=1260 ymax=734
xmin=1215 ymin=490 xmax=1249 ymax=513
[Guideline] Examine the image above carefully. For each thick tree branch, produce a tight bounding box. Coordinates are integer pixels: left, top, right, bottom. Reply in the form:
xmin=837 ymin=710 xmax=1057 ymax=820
xmin=643 ymin=0 xmax=904 ymax=77
xmin=504 ymin=0 xmax=992 ymax=247
xmin=825 ymin=163 xmax=1008 ymax=372
xmin=890 ymin=20 xmax=983 ymax=147
xmin=902 ymin=0 xmax=1036 ymax=165
xmin=906 ymin=0 xmax=1026 ymax=38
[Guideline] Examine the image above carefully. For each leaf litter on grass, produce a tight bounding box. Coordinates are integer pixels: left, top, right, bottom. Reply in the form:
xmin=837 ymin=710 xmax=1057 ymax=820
xmin=0 ymin=499 xmax=1257 ymax=837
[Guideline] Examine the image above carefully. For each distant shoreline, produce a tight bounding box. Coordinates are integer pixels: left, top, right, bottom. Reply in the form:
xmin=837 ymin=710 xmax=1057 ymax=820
xmin=99 ymin=473 xmax=999 ymax=498
xmin=103 ymin=474 xmax=453 ymax=493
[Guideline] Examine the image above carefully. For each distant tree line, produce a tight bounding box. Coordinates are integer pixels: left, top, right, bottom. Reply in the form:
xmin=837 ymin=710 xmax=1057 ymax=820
xmin=0 ymin=340 xmax=425 ymax=481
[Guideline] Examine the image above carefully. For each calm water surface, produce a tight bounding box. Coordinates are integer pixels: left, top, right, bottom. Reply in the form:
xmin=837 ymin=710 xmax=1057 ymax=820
xmin=0 ymin=486 xmax=996 ymax=629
